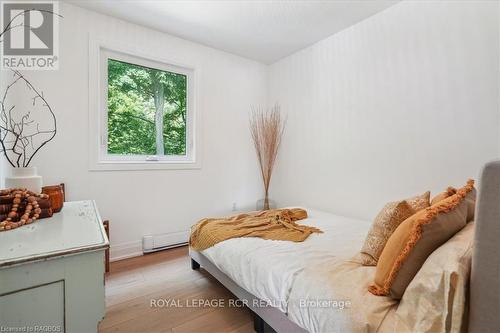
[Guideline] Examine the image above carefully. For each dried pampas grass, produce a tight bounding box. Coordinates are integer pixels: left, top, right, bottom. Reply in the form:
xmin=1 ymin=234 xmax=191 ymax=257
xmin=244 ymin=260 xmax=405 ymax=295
xmin=250 ymin=105 xmax=286 ymax=210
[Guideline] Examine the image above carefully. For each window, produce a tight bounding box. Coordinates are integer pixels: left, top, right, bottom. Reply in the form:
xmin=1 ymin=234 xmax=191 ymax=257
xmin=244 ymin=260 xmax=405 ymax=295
xmin=90 ymin=43 xmax=198 ymax=170
xmin=107 ymin=58 xmax=187 ymax=157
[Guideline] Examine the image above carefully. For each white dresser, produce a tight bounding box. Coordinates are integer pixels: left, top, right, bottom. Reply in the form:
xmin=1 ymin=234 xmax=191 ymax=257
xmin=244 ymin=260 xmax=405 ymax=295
xmin=0 ymin=200 xmax=109 ymax=332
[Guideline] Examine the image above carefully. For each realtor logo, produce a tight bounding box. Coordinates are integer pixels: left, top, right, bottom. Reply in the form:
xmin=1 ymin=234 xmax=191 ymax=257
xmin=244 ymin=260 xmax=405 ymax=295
xmin=1 ymin=1 xmax=59 ymax=70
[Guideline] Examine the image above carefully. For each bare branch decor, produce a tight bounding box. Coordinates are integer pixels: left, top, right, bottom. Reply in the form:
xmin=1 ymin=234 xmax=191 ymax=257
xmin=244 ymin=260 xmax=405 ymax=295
xmin=250 ymin=105 xmax=286 ymax=210
xmin=0 ymin=70 xmax=57 ymax=167
xmin=0 ymin=8 xmax=60 ymax=168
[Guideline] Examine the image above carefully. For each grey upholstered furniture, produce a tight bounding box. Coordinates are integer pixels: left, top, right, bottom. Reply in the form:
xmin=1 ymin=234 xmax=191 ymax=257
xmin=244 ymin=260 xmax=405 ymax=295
xmin=469 ymin=160 xmax=500 ymax=333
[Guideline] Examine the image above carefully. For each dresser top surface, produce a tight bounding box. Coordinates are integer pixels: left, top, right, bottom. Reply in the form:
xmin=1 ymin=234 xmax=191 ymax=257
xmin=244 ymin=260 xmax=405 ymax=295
xmin=0 ymin=200 xmax=109 ymax=268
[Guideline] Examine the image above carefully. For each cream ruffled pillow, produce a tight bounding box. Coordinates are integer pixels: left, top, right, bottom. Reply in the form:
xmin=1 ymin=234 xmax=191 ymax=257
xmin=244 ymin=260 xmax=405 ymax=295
xmin=395 ymin=222 xmax=474 ymax=332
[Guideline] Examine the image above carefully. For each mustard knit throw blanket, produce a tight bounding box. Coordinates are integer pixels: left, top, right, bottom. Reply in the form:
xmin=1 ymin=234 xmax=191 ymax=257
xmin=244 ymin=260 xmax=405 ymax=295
xmin=189 ymin=208 xmax=322 ymax=251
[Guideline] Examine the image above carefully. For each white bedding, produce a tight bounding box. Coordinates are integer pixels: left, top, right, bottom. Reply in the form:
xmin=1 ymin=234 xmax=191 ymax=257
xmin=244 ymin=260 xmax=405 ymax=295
xmin=287 ymin=258 xmax=397 ymax=333
xmin=201 ymin=208 xmax=372 ymax=313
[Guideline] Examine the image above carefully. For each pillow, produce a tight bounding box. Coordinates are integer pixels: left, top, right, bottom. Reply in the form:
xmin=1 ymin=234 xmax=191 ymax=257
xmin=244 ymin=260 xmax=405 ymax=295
xmin=359 ymin=201 xmax=414 ymax=265
xmin=405 ymin=191 xmax=431 ymax=212
xmin=464 ymin=187 xmax=476 ymax=222
xmin=431 ymin=187 xmax=457 ymax=205
xmin=432 ymin=185 xmax=476 ymax=222
xmin=369 ymin=180 xmax=474 ymax=299
xmin=395 ymin=222 xmax=474 ymax=332
xmin=359 ymin=191 xmax=430 ymax=266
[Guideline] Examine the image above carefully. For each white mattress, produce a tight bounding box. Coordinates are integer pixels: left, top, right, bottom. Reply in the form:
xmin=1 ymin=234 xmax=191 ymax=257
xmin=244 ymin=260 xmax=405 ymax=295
xmin=201 ymin=208 xmax=372 ymax=313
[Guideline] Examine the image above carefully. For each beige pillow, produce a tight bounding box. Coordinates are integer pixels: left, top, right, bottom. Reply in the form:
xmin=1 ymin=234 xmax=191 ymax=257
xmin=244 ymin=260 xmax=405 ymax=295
xmin=369 ymin=180 xmax=474 ymax=299
xmin=359 ymin=192 xmax=430 ymax=266
xmin=396 ymin=222 xmax=474 ymax=332
xmin=406 ymin=191 xmax=431 ymax=211
xmin=359 ymin=201 xmax=414 ymax=265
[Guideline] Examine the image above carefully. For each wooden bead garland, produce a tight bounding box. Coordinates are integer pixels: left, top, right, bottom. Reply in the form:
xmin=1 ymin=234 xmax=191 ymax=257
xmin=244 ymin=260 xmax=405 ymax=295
xmin=0 ymin=188 xmax=49 ymax=232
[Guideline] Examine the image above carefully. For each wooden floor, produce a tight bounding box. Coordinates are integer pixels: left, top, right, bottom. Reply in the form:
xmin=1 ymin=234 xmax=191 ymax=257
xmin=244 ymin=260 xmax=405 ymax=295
xmin=99 ymin=246 xmax=254 ymax=333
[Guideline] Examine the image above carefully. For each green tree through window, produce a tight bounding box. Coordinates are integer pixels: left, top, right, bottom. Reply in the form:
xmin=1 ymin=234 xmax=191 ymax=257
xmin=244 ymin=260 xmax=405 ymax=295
xmin=107 ymin=59 xmax=187 ymax=156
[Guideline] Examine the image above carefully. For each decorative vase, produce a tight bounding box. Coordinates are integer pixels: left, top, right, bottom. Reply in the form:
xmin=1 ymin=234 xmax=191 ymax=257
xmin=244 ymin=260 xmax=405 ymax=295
xmin=42 ymin=185 xmax=64 ymax=213
xmin=5 ymin=167 xmax=43 ymax=193
xmin=256 ymin=197 xmax=276 ymax=211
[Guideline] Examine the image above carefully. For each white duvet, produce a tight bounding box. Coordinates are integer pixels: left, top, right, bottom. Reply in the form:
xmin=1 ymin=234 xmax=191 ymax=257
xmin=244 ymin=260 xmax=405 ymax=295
xmin=201 ymin=208 xmax=372 ymax=314
xmin=201 ymin=207 xmax=467 ymax=333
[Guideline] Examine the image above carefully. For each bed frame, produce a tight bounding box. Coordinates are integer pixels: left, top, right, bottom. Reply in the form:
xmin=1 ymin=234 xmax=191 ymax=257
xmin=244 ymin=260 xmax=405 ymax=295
xmin=190 ymin=160 xmax=500 ymax=333
xmin=189 ymin=250 xmax=305 ymax=333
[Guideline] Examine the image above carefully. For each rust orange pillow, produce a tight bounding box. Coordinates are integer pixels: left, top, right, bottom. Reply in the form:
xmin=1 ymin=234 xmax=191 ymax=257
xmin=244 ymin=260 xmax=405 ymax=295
xmin=369 ymin=180 xmax=474 ymax=299
xmin=464 ymin=187 xmax=476 ymax=222
xmin=432 ymin=184 xmax=476 ymax=222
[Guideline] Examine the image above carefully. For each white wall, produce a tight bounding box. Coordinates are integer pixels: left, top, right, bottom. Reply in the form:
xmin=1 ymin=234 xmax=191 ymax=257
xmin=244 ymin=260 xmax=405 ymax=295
xmin=4 ymin=1 xmax=500 ymax=260
xmin=11 ymin=3 xmax=267 ymax=260
xmin=268 ymin=1 xmax=500 ymax=220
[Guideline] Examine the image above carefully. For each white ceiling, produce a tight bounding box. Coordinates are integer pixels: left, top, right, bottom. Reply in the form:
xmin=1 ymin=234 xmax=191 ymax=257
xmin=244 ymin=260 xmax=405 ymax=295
xmin=69 ymin=0 xmax=398 ymax=64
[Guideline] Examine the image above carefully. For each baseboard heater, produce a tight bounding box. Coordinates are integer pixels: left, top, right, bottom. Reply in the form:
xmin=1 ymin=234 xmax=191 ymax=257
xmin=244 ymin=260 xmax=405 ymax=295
xmin=142 ymin=231 xmax=189 ymax=253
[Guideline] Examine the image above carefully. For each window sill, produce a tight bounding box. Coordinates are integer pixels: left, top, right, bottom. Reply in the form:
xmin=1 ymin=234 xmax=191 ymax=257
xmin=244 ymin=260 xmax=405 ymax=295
xmin=89 ymin=160 xmax=201 ymax=171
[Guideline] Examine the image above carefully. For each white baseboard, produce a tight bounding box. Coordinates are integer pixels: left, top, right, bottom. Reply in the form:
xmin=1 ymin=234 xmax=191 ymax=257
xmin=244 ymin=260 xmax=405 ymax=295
xmin=110 ymin=240 xmax=142 ymax=262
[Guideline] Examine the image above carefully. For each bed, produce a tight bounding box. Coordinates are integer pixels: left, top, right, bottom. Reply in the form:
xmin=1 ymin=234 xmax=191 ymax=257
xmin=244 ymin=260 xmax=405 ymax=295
xmin=190 ymin=160 xmax=500 ymax=332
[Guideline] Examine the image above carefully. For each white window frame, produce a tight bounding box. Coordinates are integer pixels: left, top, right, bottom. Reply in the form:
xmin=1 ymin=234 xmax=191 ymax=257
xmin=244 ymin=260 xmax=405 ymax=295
xmin=89 ymin=39 xmax=200 ymax=171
